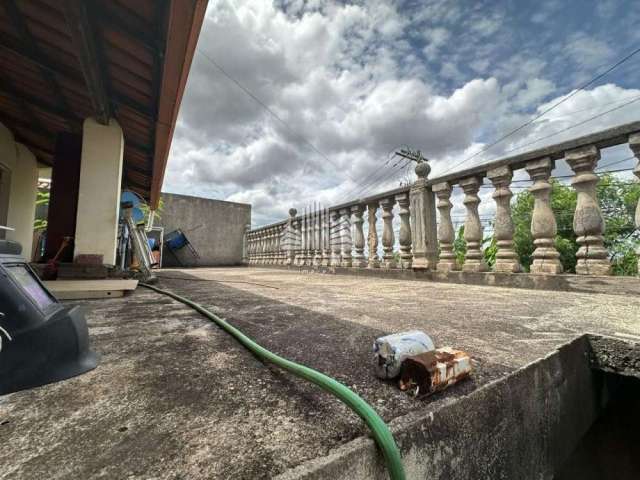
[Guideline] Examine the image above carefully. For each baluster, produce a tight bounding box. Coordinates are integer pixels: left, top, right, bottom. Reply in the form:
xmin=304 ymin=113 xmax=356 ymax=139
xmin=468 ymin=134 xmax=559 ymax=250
xmin=314 ymin=208 xmax=321 ymax=266
xmin=285 ymin=209 xmax=297 ymax=265
xmin=278 ymin=226 xmax=283 ymax=264
xmin=277 ymin=225 xmax=284 ymax=265
xmin=268 ymin=228 xmax=273 ymax=265
xmin=350 ymin=205 xmax=366 ymax=267
xmin=410 ymin=159 xmax=437 ymax=269
xmin=630 ymin=133 xmax=640 ymax=275
xmin=380 ymin=197 xmax=396 ymax=269
xmin=273 ymin=227 xmax=278 ymax=265
xmin=271 ymin=228 xmax=277 ymax=265
xmin=242 ymin=226 xmax=248 ymax=264
xmin=459 ymin=177 xmax=488 ymax=272
xmin=262 ymin=229 xmax=267 ymax=264
xmin=295 ymin=216 xmax=303 ymax=267
xmin=367 ymin=201 xmax=380 ymax=268
xmin=252 ymin=233 xmax=257 ymax=264
xmin=307 ymin=207 xmax=315 ymax=267
xmin=322 ymin=208 xmax=331 ymax=266
xmin=301 ymin=210 xmax=308 ymax=266
xmin=330 ymin=210 xmax=341 ymax=266
xmin=396 ymin=192 xmax=412 ymax=269
xmin=433 ymin=182 xmax=458 ymax=271
xmin=339 ymin=207 xmax=352 ymax=267
xmin=487 ymin=166 xmax=521 ymax=273
xmin=272 ymin=228 xmax=277 ymax=265
xmin=525 ymin=158 xmax=562 ymax=273
xmin=270 ymin=229 xmax=275 ymax=264
xmin=305 ymin=210 xmax=312 ymax=266
xmin=566 ymin=146 xmax=610 ymax=275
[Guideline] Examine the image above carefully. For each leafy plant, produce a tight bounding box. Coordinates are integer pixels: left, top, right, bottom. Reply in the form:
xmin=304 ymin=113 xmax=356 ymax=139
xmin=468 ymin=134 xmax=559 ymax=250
xmin=140 ymin=197 xmax=165 ymax=226
xmin=483 ymin=235 xmax=497 ymax=268
xmin=453 ymin=225 xmax=466 ymax=266
xmin=34 ymin=190 xmax=50 ymax=230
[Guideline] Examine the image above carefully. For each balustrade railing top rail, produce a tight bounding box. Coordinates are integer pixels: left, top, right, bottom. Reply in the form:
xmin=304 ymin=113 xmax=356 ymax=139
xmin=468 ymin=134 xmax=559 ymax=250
xmin=425 ymin=120 xmax=640 ymax=187
xmin=246 ymin=121 xmax=640 ymax=276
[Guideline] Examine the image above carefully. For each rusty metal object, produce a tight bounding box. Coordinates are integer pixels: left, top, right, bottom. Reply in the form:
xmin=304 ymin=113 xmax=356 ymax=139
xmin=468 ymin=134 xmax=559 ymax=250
xmin=373 ymin=331 xmax=435 ymax=379
xmin=399 ymin=348 xmax=472 ymax=397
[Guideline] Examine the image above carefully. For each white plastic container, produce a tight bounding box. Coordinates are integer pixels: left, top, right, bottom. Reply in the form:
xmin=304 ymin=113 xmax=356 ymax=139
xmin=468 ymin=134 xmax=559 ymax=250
xmin=373 ymin=330 xmax=435 ymax=379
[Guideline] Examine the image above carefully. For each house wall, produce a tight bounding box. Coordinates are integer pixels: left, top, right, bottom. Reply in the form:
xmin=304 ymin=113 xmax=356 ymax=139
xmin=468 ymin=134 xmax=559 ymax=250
xmin=159 ymin=193 xmax=251 ymax=267
xmin=0 ymin=123 xmax=15 ymax=237
xmin=0 ymin=122 xmax=38 ymax=258
xmin=6 ymin=144 xmax=38 ymax=256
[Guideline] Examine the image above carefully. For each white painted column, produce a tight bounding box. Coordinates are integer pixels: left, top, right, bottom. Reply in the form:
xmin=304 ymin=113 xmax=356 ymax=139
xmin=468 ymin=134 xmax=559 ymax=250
xmin=74 ymin=117 xmax=124 ymax=265
xmin=6 ymin=144 xmax=38 ymax=258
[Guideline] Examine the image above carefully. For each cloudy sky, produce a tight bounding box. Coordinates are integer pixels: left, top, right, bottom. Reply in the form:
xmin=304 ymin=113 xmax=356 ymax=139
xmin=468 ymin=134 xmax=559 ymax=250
xmin=164 ymin=0 xmax=640 ymax=226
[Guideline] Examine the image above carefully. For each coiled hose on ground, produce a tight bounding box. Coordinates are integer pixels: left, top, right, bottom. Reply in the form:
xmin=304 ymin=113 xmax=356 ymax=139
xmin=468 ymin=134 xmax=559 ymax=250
xmin=141 ymin=282 xmax=406 ymax=480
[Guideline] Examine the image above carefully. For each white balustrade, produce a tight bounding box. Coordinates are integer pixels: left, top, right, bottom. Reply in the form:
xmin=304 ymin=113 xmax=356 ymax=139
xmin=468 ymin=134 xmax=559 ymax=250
xmin=246 ymin=123 xmax=640 ymax=278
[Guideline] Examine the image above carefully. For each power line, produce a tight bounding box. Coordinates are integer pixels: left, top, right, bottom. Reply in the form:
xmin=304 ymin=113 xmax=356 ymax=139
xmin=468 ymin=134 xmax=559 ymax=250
xmin=346 ymin=104 xmax=637 ymax=204
xmin=490 ymin=95 xmax=640 ymax=158
xmin=439 ymin=43 xmax=640 ymax=176
xmin=340 ymin=157 xmax=412 ymax=203
xmin=196 ymin=48 xmax=357 ymax=183
xmin=337 ymin=145 xmax=409 ymax=203
xmin=596 ymin=154 xmax=637 ymax=171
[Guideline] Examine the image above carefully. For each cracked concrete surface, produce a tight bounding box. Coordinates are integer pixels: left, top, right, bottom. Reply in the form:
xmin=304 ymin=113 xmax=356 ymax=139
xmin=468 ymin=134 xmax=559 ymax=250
xmin=1 ymin=267 xmax=639 ymax=479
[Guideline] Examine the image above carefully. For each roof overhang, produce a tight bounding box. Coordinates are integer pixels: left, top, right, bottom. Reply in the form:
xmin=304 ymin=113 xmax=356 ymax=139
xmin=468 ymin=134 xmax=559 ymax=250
xmin=0 ymin=0 xmax=207 ymax=209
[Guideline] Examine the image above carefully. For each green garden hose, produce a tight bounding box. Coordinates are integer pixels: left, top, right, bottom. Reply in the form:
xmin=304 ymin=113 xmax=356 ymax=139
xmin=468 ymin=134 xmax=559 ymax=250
xmin=141 ymin=282 xmax=406 ymax=480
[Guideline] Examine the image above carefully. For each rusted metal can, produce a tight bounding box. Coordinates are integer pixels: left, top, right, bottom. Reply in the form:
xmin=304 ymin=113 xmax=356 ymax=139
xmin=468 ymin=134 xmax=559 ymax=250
xmin=373 ymin=331 xmax=435 ymax=379
xmin=398 ymin=347 xmax=472 ymax=397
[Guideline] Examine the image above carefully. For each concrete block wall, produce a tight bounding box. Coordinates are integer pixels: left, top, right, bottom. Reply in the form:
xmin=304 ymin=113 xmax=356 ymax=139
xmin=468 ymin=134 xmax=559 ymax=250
xmin=159 ymin=193 xmax=251 ymax=267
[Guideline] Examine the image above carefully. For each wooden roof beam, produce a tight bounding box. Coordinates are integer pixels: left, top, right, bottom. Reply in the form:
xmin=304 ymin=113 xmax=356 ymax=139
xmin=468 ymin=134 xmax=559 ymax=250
xmin=0 ymin=79 xmax=76 ymax=128
xmin=0 ymin=33 xmax=155 ymax=120
xmin=63 ymin=0 xmax=111 ymax=125
xmin=0 ymin=76 xmax=49 ymax=135
xmin=90 ymin=1 xmax=164 ymax=55
xmin=3 ymin=0 xmax=77 ymax=132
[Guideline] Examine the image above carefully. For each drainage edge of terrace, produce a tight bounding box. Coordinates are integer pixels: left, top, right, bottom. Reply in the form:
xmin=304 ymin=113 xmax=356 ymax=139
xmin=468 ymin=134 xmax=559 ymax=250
xmin=276 ymin=334 xmax=640 ymax=480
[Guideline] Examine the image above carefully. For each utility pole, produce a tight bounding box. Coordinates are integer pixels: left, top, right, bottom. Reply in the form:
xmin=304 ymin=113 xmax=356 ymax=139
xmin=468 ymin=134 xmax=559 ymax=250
xmin=395 ymin=148 xmax=427 ymax=164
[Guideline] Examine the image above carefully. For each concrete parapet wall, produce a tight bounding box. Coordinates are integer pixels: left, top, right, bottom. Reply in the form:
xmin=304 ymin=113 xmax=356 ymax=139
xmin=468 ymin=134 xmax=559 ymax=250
xmin=160 ymin=193 xmax=250 ymax=267
xmin=277 ymin=336 xmax=601 ymax=480
xmin=260 ymin=265 xmax=640 ymax=296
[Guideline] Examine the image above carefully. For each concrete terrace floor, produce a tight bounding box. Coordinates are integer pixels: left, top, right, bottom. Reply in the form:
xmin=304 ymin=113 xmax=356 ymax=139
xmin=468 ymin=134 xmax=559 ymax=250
xmin=1 ymin=267 xmax=640 ymax=479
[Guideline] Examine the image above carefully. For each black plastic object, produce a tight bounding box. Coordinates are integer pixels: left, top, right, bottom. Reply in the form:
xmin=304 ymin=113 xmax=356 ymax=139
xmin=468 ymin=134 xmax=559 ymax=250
xmin=0 ymin=253 xmax=99 ymax=395
xmin=0 ymin=240 xmax=22 ymax=255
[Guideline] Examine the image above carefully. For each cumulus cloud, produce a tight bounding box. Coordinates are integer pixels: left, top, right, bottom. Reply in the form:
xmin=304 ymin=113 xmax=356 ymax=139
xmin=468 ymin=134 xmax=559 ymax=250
xmin=164 ymin=0 xmax=640 ymax=226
